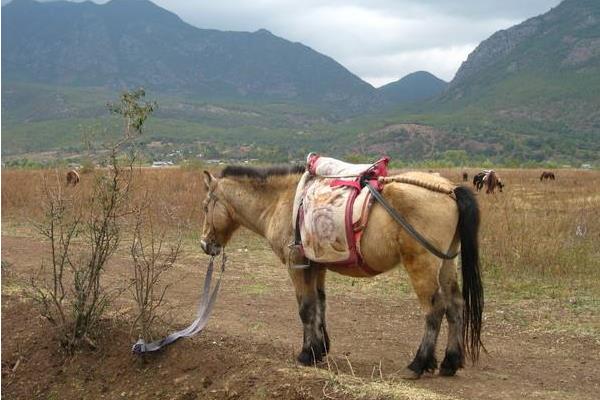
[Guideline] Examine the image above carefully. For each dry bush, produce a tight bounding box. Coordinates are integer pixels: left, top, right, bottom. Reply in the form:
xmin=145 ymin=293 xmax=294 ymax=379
xmin=29 ymin=161 xmax=134 ymax=351
xmin=130 ymin=195 xmax=182 ymax=341
xmin=25 ymin=89 xmax=155 ymax=352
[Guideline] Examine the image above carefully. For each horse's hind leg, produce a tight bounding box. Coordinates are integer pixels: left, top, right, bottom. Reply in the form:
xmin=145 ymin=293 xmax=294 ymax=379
xmin=289 ymin=265 xmax=328 ymax=365
xmin=438 ymin=258 xmax=465 ymax=376
xmin=403 ymin=254 xmax=445 ymax=379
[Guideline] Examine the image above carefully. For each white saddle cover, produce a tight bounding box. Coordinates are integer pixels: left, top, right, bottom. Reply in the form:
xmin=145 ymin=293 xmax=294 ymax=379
xmin=292 ymin=154 xmax=378 ymax=264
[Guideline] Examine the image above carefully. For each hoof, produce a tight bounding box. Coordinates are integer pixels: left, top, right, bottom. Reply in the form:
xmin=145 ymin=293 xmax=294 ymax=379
xmin=297 ymin=349 xmax=321 ymax=366
xmin=439 ymin=350 xmax=462 ymax=377
xmin=399 ymin=367 xmax=422 ymax=380
xmin=439 ymin=366 xmax=458 ymax=377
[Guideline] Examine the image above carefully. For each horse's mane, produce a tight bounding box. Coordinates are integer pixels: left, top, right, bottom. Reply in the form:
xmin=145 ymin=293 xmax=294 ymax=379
xmin=220 ymin=165 xmax=305 ymax=180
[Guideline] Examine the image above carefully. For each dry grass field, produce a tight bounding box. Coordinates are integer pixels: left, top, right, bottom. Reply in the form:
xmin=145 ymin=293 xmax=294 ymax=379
xmin=2 ymin=167 xmax=599 ymax=400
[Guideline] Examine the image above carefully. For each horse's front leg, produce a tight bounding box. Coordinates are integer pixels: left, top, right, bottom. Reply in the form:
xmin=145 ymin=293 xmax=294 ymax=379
xmin=289 ymin=265 xmax=329 ymax=365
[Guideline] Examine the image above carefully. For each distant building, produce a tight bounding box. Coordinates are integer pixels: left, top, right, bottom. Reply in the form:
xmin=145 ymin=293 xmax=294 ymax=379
xmin=581 ymin=163 xmax=592 ymax=169
xmin=152 ymin=161 xmax=174 ymax=168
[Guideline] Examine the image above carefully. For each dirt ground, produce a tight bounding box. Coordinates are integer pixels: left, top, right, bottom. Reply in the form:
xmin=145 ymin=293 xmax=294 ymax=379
xmin=2 ymin=228 xmax=599 ymax=400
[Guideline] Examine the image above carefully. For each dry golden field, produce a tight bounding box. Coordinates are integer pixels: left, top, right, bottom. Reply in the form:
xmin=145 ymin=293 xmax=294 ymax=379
xmin=2 ymin=166 xmax=599 ymax=400
xmin=4 ymin=167 xmax=598 ymax=287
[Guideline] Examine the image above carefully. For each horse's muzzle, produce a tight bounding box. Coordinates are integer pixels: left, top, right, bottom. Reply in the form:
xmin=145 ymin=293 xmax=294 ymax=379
xmin=200 ymin=239 xmax=222 ymax=256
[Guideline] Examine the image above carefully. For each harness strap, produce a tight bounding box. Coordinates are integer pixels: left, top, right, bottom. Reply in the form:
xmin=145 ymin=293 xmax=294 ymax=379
xmin=365 ymin=183 xmax=458 ymax=260
xmin=132 ymin=253 xmax=226 ymax=354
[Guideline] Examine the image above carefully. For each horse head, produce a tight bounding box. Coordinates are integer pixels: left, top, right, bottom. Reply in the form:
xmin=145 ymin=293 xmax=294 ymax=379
xmin=200 ymin=171 xmax=239 ymax=256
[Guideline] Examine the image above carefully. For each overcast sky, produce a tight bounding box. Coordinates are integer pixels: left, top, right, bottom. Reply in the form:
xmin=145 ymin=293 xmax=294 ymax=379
xmin=156 ymin=0 xmax=563 ymax=86
xmin=6 ymin=0 xmax=563 ymax=87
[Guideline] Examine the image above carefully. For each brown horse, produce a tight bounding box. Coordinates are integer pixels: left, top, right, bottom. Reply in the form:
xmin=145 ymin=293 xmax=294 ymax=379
xmin=540 ymin=171 xmax=555 ymax=181
xmin=200 ymin=166 xmax=483 ymax=379
xmin=473 ymin=170 xmax=503 ymax=194
xmin=484 ymin=170 xmax=503 ymax=194
xmin=66 ymin=170 xmax=80 ymax=186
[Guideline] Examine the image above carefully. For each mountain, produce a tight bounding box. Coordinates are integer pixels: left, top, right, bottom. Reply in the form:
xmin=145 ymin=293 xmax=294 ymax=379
xmin=439 ymin=0 xmax=600 ymax=137
xmin=365 ymin=0 xmax=600 ymax=164
xmin=450 ymin=0 xmax=600 ymax=88
xmin=2 ymin=0 xmax=599 ymax=165
xmin=1 ymin=0 xmax=376 ymax=110
xmin=378 ymin=71 xmax=447 ymax=103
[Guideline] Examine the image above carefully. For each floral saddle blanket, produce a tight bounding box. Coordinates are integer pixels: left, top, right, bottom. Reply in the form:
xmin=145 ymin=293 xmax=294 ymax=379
xmin=292 ymin=153 xmax=389 ymax=272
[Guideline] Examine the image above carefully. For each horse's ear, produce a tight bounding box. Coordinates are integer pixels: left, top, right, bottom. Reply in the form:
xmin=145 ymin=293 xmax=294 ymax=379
xmin=203 ymin=170 xmax=216 ymax=189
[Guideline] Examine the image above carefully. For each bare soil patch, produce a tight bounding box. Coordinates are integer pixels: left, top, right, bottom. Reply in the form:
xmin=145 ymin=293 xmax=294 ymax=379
xmin=2 ymin=232 xmax=599 ymax=400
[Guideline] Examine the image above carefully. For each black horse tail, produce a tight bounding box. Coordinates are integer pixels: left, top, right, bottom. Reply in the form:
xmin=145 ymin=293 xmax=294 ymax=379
xmin=454 ymin=186 xmax=484 ymax=362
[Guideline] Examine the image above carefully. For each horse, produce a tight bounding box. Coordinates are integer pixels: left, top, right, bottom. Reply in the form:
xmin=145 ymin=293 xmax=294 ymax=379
xmin=472 ymin=172 xmax=485 ymax=191
xmin=484 ymin=170 xmax=503 ymax=194
xmin=473 ymin=170 xmax=503 ymax=194
xmin=199 ymin=165 xmax=483 ymax=379
xmin=540 ymin=171 xmax=555 ymax=181
xmin=66 ymin=170 xmax=80 ymax=186
xmin=462 ymin=172 xmax=469 ymax=182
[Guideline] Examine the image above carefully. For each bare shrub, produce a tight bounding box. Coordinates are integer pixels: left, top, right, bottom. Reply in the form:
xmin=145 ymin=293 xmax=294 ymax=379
xmin=130 ymin=197 xmax=182 ymax=341
xmin=31 ymin=159 xmax=131 ymax=350
xmin=31 ymin=172 xmax=81 ymax=336
xmin=28 ymin=89 xmax=155 ymax=352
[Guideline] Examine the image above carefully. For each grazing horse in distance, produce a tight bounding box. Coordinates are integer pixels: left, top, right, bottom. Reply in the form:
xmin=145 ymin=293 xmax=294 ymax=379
xmin=473 ymin=170 xmax=503 ymax=194
xmin=540 ymin=171 xmax=556 ymax=181
xmin=66 ymin=170 xmax=80 ymax=186
xmin=472 ymin=172 xmax=486 ymax=191
xmin=484 ymin=170 xmax=503 ymax=194
xmin=463 ymin=171 xmax=469 ymax=182
xmin=200 ymin=165 xmax=483 ymax=379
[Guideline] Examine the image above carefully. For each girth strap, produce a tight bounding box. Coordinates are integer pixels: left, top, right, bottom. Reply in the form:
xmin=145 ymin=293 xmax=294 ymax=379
xmin=365 ymin=183 xmax=458 ymax=260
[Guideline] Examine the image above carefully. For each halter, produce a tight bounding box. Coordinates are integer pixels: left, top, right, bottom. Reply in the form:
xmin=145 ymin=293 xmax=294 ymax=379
xmin=204 ymin=190 xmax=220 ymax=241
xmin=203 ymin=188 xmax=236 ymax=246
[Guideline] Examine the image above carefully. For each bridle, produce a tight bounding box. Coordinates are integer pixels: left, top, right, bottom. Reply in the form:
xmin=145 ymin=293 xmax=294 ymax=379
xmin=203 ymin=190 xmax=220 ymax=242
xmin=202 ymin=187 xmax=235 ymax=252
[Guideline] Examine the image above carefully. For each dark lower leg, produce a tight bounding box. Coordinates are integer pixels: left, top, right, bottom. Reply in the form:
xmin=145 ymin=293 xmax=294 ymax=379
xmin=316 ymin=268 xmax=330 ymax=355
xmin=440 ymin=282 xmax=465 ymax=376
xmin=295 ymin=267 xmax=328 ymax=366
xmin=408 ymin=292 xmax=445 ymax=375
xmin=298 ymin=296 xmax=326 ymax=365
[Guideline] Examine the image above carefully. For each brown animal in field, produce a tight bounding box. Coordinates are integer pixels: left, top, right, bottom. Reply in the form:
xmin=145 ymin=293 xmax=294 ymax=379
xmin=463 ymin=171 xmax=468 ymax=182
xmin=472 ymin=172 xmax=485 ymax=191
xmin=484 ymin=170 xmax=503 ymax=194
xmin=66 ymin=170 xmax=80 ymax=186
xmin=473 ymin=170 xmax=503 ymax=193
xmin=200 ymin=165 xmax=483 ymax=379
xmin=540 ymin=171 xmax=555 ymax=181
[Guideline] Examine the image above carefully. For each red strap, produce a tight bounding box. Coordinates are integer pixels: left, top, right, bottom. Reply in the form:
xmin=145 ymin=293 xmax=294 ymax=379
xmin=330 ymin=179 xmax=361 ymax=191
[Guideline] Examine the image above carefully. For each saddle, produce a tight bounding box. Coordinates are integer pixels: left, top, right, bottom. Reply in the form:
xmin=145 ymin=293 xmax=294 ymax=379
xmin=292 ymin=153 xmax=389 ymax=275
